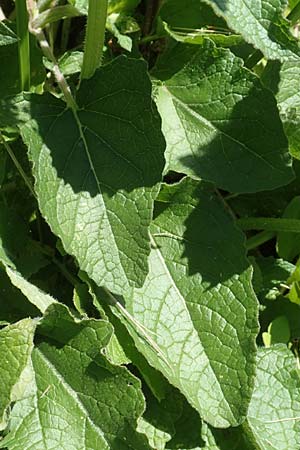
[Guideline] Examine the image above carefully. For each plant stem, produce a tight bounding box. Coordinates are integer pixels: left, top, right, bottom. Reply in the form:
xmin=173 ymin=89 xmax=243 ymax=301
xmin=81 ymin=0 xmax=108 ymax=81
xmin=237 ymin=217 xmax=300 ymax=233
xmin=139 ymin=33 xmax=162 ymax=44
xmin=33 ymin=239 xmax=79 ymax=286
xmin=61 ymin=17 xmax=71 ymax=53
xmin=52 ymin=256 xmax=79 ymax=286
xmin=142 ymin=0 xmax=162 ymax=36
xmin=30 ymin=26 xmax=77 ymax=110
xmin=215 ymin=189 xmax=236 ymax=220
xmin=15 ymin=0 xmax=31 ymax=90
xmin=246 ymin=230 xmax=276 ymax=251
xmin=0 ymin=132 xmax=36 ymax=198
xmin=245 ymin=49 xmax=263 ymax=69
xmin=288 ymin=1 xmax=300 ymax=25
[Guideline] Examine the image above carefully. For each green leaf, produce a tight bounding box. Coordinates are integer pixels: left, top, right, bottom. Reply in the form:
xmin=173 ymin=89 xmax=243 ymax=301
xmin=159 ymin=0 xmax=242 ymax=47
xmin=255 ymin=256 xmax=294 ymax=299
xmin=159 ymin=0 xmax=225 ymax=29
xmin=277 ymin=196 xmax=300 ymax=261
xmin=107 ymin=0 xmax=141 ymax=14
xmin=68 ymin=0 xmax=140 ymax=16
xmin=287 ymin=264 xmax=300 ymax=305
xmin=262 ymin=60 xmax=300 ymax=160
xmin=166 ymin=398 xmax=204 ymax=449
xmin=262 ymin=315 xmax=290 ymax=347
xmin=0 ymin=319 xmax=36 ymax=430
xmin=0 ymin=202 xmax=48 ymax=278
xmin=238 ymin=217 xmax=300 ymax=233
xmin=152 ymin=41 xmax=199 ymax=81
xmin=155 ymin=40 xmax=293 ymax=193
xmin=0 ymin=202 xmax=28 ymax=268
xmin=0 ymin=269 xmax=39 ymax=323
xmin=205 ymin=0 xmax=300 ymax=61
xmin=162 ymin=21 xmax=244 ymax=47
xmin=90 ymin=282 xmax=172 ymax=401
xmin=0 ymin=26 xmax=44 ymax=98
xmin=245 ymin=346 xmax=300 ymax=450
xmin=106 ymin=13 xmax=135 ymax=51
xmin=199 ymin=422 xmax=245 ymax=449
xmin=0 ymin=304 xmax=150 ymax=450
xmin=137 ymin=387 xmax=183 ymax=450
xmin=43 ymin=51 xmax=83 ymax=76
xmin=0 ymin=22 xmax=18 ymax=46
xmin=32 ymin=5 xmax=82 ymax=28
xmin=18 ymin=56 xmax=165 ymax=295
xmin=5 ymin=266 xmax=56 ymax=314
xmin=121 ymin=177 xmax=258 ymax=427
xmin=227 ymin=160 xmax=300 ymax=218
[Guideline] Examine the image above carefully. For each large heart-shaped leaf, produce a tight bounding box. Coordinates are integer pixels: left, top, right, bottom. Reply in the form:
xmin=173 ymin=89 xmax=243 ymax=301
xmin=117 ymin=177 xmax=259 ymax=427
xmin=155 ymin=41 xmax=293 ymax=193
xmin=18 ymin=56 xmax=165 ymax=295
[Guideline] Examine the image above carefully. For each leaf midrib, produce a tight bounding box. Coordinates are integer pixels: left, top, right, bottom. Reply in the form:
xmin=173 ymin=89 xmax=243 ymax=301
xmin=36 ymin=105 xmax=128 ymax=285
xmin=164 ymin=86 xmax=284 ymax=173
xmin=36 ymin=349 xmax=110 ymax=448
xmin=149 ymin=232 xmax=235 ymax=423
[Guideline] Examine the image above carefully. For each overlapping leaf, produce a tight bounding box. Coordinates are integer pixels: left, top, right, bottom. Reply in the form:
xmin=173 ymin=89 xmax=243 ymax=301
xmin=244 ymin=346 xmax=300 ymax=449
xmin=262 ymin=60 xmax=300 ymax=160
xmin=17 ymin=56 xmax=165 ymax=295
xmin=155 ymin=40 xmax=293 ymax=193
xmin=120 ymin=177 xmax=259 ymax=427
xmin=0 ymin=319 xmax=36 ymax=430
xmin=0 ymin=304 xmax=150 ymax=450
xmin=159 ymin=0 xmax=225 ymax=29
xmin=205 ymin=0 xmax=300 ymax=61
xmin=0 ymin=23 xmax=18 ymax=46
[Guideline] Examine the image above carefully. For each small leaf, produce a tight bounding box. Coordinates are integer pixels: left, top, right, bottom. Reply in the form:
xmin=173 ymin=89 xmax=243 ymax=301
xmin=155 ymin=40 xmax=293 ymax=193
xmin=0 ymin=269 xmax=39 ymax=323
xmin=43 ymin=51 xmax=83 ymax=76
xmin=0 ymin=319 xmax=36 ymax=430
xmin=0 ymin=22 xmax=18 ymax=46
xmin=106 ymin=13 xmax=134 ymax=51
xmin=32 ymin=5 xmax=82 ymax=29
xmin=263 ymin=316 xmax=290 ymax=347
xmin=5 ymin=266 xmax=56 ymax=314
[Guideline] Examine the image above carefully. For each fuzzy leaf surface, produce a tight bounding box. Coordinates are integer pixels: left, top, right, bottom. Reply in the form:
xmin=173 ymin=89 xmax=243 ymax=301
xmin=245 ymin=346 xmax=300 ymax=449
xmin=262 ymin=60 xmax=300 ymax=160
xmin=19 ymin=56 xmax=165 ymax=295
xmin=205 ymin=0 xmax=300 ymax=61
xmin=155 ymin=41 xmax=293 ymax=193
xmin=123 ymin=178 xmax=259 ymax=427
xmin=0 ymin=319 xmax=36 ymax=430
xmin=0 ymin=304 xmax=150 ymax=450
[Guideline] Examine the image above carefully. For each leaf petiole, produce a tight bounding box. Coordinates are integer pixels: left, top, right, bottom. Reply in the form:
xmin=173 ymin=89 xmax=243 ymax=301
xmin=0 ymin=132 xmax=36 ymax=198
